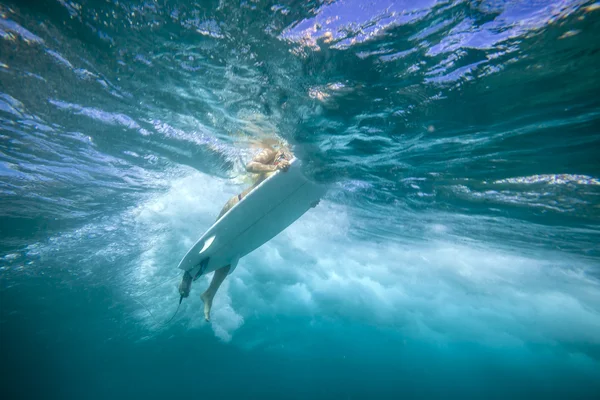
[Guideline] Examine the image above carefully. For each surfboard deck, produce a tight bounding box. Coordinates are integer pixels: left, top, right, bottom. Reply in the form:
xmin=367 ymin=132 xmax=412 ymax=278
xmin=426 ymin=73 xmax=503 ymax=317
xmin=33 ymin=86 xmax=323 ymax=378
xmin=177 ymin=158 xmax=325 ymax=279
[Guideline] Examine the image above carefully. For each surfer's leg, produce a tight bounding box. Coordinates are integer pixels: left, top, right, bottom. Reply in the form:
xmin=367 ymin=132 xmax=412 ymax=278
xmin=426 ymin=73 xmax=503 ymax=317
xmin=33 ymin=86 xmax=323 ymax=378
xmin=217 ymin=195 xmax=240 ymax=219
xmin=200 ymin=265 xmax=231 ymax=321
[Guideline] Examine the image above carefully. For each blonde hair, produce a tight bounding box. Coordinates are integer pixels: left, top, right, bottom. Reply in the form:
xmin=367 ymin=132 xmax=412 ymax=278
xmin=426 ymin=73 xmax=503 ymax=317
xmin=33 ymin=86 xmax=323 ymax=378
xmin=250 ymin=137 xmax=289 ymax=151
xmin=231 ymin=112 xmax=291 ymax=160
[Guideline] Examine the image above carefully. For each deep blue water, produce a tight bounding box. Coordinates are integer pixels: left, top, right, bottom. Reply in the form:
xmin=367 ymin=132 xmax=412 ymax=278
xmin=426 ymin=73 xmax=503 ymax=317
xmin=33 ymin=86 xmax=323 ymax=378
xmin=1 ymin=0 xmax=600 ymax=399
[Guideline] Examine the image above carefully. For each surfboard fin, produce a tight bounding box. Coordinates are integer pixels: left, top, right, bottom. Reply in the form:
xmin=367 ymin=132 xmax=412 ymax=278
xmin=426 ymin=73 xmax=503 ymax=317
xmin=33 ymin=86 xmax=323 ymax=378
xmin=193 ymin=257 xmax=210 ymax=281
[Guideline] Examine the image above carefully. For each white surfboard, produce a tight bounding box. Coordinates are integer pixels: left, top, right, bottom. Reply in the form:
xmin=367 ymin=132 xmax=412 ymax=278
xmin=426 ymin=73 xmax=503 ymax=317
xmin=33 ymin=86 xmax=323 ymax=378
xmin=177 ymin=158 xmax=326 ymax=279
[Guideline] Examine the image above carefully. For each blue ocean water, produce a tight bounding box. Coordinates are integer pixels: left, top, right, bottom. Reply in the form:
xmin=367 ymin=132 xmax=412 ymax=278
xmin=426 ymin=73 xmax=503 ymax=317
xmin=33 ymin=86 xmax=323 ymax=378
xmin=1 ymin=0 xmax=599 ymax=398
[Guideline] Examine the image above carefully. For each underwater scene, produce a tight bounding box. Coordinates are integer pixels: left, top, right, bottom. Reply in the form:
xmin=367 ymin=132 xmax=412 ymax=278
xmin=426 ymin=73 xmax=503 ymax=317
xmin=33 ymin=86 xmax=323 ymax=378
xmin=1 ymin=0 xmax=599 ymax=399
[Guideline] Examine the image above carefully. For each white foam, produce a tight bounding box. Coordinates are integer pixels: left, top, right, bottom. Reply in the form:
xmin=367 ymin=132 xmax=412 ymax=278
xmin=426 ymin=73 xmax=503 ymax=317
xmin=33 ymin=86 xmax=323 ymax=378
xmin=233 ymin=203 xmax=600 ymax=349
xmin=128 ymin=169 xmax=600 ymax=352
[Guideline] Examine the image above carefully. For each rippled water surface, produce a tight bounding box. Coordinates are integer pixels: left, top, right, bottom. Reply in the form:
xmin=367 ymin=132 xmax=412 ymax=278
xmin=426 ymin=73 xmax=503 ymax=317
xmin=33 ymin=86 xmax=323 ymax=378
xmin=1 ymin=1 xmax=600 ymax=399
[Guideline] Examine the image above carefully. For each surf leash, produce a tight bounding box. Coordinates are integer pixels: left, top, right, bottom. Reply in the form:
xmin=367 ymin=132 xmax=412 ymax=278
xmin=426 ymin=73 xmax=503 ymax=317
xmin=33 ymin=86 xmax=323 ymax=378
xmin=130 ymin=274 xmax=186 ymax=329
xmin=163 ymin=295 xmax=184 ymax=325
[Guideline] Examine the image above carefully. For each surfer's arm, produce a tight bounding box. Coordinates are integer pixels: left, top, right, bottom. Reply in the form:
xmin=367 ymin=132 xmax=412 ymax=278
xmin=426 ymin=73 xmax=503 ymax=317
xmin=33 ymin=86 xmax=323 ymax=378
xmin=245 ymin=148 xmax=277 ymax=173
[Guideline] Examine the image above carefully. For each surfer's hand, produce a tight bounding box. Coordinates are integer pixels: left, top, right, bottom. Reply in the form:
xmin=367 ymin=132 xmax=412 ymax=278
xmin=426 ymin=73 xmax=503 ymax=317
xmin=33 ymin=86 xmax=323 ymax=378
xmin=276 ymin=160 xmax=290 ymax=171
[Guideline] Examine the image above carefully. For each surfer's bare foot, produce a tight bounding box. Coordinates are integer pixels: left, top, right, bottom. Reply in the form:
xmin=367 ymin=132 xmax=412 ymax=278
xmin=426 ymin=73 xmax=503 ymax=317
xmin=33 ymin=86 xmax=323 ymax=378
xmin=200 ymin=291 xmax=213 ymax=322
xmin=178 ymin=272 xmax=192 ymax=298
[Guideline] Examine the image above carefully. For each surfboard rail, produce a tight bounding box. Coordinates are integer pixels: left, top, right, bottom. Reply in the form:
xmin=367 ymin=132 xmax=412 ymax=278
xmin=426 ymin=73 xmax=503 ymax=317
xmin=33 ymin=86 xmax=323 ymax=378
xmin=177 ymin=158 xmax=325 ymax=278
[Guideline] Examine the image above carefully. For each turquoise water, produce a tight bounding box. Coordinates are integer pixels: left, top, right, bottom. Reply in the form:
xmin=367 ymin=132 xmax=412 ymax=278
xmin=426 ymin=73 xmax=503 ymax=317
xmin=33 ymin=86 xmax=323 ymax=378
xmin=1 ymin=0 xmax=599 ymax=398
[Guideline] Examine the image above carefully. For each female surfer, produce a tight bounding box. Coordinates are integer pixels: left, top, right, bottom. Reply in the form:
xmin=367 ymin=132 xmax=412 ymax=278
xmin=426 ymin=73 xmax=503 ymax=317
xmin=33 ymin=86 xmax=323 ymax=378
xmin=178 ymin=142 xmax=292 ymax=321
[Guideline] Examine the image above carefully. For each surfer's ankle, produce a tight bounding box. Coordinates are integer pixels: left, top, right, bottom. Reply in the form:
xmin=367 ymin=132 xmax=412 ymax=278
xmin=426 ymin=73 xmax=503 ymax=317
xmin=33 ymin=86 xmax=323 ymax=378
xmin=200 ymin=291 xmax=213 ymax=321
